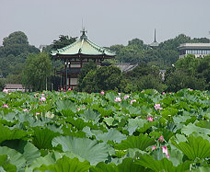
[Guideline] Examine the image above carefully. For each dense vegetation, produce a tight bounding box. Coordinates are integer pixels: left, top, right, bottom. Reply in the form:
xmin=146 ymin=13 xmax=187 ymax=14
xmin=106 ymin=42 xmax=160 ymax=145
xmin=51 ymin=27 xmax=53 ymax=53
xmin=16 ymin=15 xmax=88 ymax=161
xmin=0 ymin=31 xmax=210 ymax=92
xmin=1 ymin=31 xmax=210 ymax=171
xmin=0 ymin=31 xmax=40 ymax=83
xmin=1 ymin=89 xmax=210 ymax=171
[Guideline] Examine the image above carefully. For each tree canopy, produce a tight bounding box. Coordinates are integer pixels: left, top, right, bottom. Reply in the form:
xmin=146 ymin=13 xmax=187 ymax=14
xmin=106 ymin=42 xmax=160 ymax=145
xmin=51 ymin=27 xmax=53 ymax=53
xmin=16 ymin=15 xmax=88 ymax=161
xmin=165 ymin=54 xmax=210 ymax=91
xmin=79 ymin=65 xmax=126 ymax=93
xmin=22 ymin=52 xmax=52 ymax=91
xmin=0 ymin=31 xmax=40 ymax=80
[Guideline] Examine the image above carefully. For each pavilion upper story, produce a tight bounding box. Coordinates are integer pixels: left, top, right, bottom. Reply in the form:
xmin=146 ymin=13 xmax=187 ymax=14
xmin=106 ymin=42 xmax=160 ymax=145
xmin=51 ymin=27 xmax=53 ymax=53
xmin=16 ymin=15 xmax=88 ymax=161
xmin=51 ymin=30 xmax=115 ymax=89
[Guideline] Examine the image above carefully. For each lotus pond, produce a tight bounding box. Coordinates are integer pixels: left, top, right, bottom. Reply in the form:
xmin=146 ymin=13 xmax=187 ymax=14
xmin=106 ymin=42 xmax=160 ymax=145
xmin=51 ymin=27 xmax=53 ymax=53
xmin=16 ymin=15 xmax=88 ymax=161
xmin=1 ymin=89 xmax=210 ymax=171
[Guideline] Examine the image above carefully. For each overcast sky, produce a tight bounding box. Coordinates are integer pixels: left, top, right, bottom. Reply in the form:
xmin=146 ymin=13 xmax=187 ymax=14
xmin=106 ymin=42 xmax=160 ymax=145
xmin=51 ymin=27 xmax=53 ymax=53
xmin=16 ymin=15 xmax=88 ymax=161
xmin=1 ymin=0 xmax=210 ymax=48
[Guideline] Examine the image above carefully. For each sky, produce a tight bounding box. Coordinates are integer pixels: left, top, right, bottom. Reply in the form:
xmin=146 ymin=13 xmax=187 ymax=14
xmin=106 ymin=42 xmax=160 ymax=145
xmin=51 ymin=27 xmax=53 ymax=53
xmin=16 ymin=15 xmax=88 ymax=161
xmin=1 ymin=0 xmax=210 ymax=48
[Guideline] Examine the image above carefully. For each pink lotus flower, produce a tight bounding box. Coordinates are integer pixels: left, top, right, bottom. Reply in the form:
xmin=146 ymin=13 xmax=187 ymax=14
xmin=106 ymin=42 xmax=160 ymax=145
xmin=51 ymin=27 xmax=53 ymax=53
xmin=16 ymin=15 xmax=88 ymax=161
xmin=22 ymin=109 xmax=29 ymax=112
xmin=77 ymin=108 xmax=80 ymax=111
xmin=100 ymin=91 xmax=105 ymax=95
xmin=114 ymin=97 xmax=121 ymax=102
xmin=154 ymin=104 xmax=163 ymax=110
xmin=68 ymin=88 xmax=72 ymax=91
xmin=2 ymin=104 xmax=9 ymax=108
xmin=147 ymin=117 xmax=153 ymax=121
xmin=152 ymin=146 xmax=156 ymax=150
xmin=162 ymin=146 xmax=169 ymax=158
xmin=35 ymin=112 xmax=40 ymax=115
xmin=123 ymin=95 xmax=129 ymax=100
xmin=2 ymin=89 xmax=8 ymax=93
xmin=169 ymin=92 xmax=172 ymax=95
xmin=40 ymin=97 xmax=46 ymax=101
xmin=162 ymin=92 xmax=166 ymax=95
xmin=130 ymin=99 xmax=136 ymax=104
xmin=158 ymin=135 xmax=164 ymax=143
xmin=41 ymin=93 xmax=45 ymax=96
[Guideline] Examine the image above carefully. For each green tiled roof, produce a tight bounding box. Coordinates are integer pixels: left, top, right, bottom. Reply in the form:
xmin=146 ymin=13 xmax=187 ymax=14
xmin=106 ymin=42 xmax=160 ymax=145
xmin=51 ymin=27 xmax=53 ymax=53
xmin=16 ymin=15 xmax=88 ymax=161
xmin=51 ymin=30 xmax=115 ymax=57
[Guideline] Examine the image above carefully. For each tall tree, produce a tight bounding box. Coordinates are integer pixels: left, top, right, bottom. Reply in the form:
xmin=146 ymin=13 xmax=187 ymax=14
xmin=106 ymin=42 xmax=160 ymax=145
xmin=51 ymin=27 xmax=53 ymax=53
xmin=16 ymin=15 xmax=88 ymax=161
xmin=52 ymin=35 xmax=77 ymax=49
xmin=77 ymin=61 xmax=97 ymax=91
xmin=80 ymin=65 xmax=126 ymax=92
xmin=3 ymin=31 xmax=29 ymax=46
xmin=22 ymin=52 xmax=52 ymax=91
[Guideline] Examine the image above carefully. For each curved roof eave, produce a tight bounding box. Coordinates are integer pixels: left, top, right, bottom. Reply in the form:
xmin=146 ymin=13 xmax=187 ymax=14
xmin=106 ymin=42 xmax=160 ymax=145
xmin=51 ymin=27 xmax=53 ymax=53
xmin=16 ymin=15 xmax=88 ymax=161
xmin=51 ymin=31 xmax=116 ymax=57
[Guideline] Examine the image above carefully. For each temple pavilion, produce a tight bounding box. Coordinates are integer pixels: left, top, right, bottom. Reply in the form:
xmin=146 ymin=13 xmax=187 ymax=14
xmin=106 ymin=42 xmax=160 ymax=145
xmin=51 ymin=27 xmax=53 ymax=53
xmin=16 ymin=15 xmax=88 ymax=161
xmin=51 ymin=29 xmax=115 ymax=90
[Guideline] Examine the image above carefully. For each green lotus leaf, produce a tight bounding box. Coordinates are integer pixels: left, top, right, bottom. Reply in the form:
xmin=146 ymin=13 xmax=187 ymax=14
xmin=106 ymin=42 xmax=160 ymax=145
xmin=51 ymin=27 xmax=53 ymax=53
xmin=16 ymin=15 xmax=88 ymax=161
xmin=0 ymin=124 xmax=28 ymax=143
xmin=103 ymin=117 xmax=115 ymax=126
xmin=83 ymin=127 xmax=127 ymax=143
xmin=136 ymin=154 xmax=191 ymax=172
xmin=80 ymin=109 xmax=100 ymax=123
xmin=117 ymin=157 xmax=147 ymax=172
xmin=90 ymin=162 xmax=117 ymax=172
xmin=56 ymin=99 xmax=76 ymax=112
xmin=172 ymin=135 xmax=210 ymax=160
xmin=126 ymin=106 xmax=141 ymax=117
xmin=126 ymin=118 xmax=148 ymax=135
xmin=0 ymin=146 xmax=26 ymax=170
xmin=1 ymin=140 xmax=40 ymax=165
xmin=0 ymin=155 xmax=17 ymax=172
xmin=115 ymin=134 xmax=155 ymax=151
xmin=26 ymin=151 xmax=63 ymax=171
xmin=65 ymin=117 xmax=91 ymax=130
xmin=181 ymin=123 xmax=210 ymax=136
xmin=52 ymin=136 xmax=109 ymax=165
xmin=196 ymin=120 xmax=210 ymax=130
xmin=192 ymin=167 xmax=210 ymax=172
xmin=35 ymin=156 xmax=90 ymax=172
xmin=33 ymin=127 xmax=60 ymax=149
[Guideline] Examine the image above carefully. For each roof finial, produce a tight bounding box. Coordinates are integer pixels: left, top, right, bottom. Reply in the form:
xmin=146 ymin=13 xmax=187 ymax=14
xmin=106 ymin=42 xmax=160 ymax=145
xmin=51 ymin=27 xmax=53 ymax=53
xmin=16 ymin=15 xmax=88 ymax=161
xmin=80 ymin=18 xmax=87 ymax=39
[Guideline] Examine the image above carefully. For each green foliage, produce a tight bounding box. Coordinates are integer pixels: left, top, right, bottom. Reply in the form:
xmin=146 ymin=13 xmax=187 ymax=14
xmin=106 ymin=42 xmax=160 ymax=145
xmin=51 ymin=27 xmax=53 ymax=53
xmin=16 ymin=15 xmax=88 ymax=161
xmin=52 ymin=35 xmax=77 ymax=49
xmin=35 ymin=156 xmax=90 ymax=172
xmin=77 ymin=61 xmax=97 ymax=91
xmin=0 ymin=146 xmax=26 ymax=170
xmin=125 ymin=64 xmax=166 ymax=92
xmin=52 ymin=136 xmax=109 ymax=165
xmin=0 ymin=124 xmax=28 ymax=143
xmin=33 ymin=127 xmax=59 ymax=149
xmin=165 ymin=55 xmax=210 ymax=91
xmin=22 ymin=52 xmax=52 ymax=91
xmin=136 ymin=154 xmax=191 ymax=172
xmin=80 ymin=65 xmax=126 ymax=92
xmin=115 ymin=134 xmax=155 ymax=151
xmin=0 ymin=31 xmax=40 ymax=78
xmin=172 ymin=135 xmax=210 ymax=160
xmin=1 ymin=89 xmax=210 ymax=170
xmin=0 ymin=79 xmax=5 ymax=91
xmin=0 ymin=155 xmax=17 ymax=172
xmin=3 ymin=31 xmax=28 ymax=46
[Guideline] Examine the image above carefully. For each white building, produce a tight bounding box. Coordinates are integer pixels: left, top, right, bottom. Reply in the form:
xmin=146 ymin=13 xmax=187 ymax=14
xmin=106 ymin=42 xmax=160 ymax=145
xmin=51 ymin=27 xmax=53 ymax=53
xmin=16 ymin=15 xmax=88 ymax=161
xmin=4 ymin=84 xmax=27 ymax=92
xmin=178 ymin=43 xmax=210 ymax=58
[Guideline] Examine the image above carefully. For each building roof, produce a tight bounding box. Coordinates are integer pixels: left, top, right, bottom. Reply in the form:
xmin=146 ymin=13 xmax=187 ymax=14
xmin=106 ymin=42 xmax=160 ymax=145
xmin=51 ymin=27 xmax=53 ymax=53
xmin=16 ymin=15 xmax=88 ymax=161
xmin=51 ymin=30 xmax=116 ymax=58
xmin=5 ymin=84 xmax=24 ymax=89
xmin=179 ymin=43 xmax=210 ymax=50
xmin=113 ymin=63 xmax=138 ymax=72
xmin=150 ymin=41 xmax=159 ymax=47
